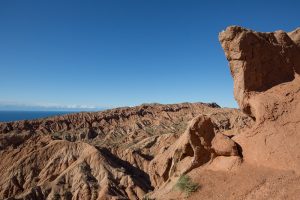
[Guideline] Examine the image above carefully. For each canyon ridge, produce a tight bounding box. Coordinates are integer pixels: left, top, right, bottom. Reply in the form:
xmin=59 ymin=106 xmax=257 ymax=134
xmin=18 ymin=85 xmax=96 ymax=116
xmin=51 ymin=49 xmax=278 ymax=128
xmin=1 ymin=26 xmax=300 ymax=200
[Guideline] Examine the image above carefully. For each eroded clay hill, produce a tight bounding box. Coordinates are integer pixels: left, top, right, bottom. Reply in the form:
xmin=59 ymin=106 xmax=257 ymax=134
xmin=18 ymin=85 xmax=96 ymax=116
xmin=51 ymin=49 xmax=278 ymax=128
xmin=0 ymin=103 xmax=251 ymax=199
xmin=1 ymin=26 xmax=300 ymax=200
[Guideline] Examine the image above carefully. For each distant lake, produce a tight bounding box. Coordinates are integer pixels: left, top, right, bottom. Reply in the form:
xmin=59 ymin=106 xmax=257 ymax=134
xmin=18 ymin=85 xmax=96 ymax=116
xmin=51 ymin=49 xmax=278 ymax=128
xmin=0 ymin=111 xmax=75 ymax=122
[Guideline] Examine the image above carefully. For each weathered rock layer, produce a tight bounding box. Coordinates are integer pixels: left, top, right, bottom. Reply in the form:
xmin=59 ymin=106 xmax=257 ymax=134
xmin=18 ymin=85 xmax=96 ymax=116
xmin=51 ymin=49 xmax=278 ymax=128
xmin=220 ymin=26 xmax=300 ymax=173
xmin=219 ymin=26 xmax=300 ymax=118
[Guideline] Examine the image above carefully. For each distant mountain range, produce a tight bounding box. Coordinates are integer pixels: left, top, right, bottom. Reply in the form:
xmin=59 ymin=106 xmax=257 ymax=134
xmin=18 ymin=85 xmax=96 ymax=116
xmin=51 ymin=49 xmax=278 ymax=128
xmin=0 ymin=102 xmax=108 ymax=111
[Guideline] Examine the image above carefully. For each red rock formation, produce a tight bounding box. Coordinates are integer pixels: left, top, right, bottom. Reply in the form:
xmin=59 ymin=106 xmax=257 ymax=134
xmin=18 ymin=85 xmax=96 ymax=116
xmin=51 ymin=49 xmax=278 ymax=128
xmin=148 ymin=115 xmax=241 ymax=188
xmin=219 ymin=26 xmax=300 ymax=118
xmin=149 ymin=26 xmax=300 ymax=199
xmin=220 ymin=26 xmax=300 ymax=173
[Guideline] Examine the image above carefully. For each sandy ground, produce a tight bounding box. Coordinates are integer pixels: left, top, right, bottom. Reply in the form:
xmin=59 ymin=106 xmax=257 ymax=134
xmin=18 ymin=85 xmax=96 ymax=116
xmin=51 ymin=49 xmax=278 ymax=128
xmin=151 ymin=163 xmax=300 ymax=200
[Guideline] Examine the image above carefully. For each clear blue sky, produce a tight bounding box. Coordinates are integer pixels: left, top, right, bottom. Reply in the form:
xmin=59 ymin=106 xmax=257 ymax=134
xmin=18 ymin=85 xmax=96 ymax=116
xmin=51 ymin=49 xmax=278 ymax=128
xmin=0 ymin=0 xmax=299 ymax=110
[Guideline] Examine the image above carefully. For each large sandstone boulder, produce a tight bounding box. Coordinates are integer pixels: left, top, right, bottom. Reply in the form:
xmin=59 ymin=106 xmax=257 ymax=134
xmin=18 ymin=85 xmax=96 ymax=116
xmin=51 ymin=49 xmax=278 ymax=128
xmin=148 ymin=115 xmax=241 ymax=188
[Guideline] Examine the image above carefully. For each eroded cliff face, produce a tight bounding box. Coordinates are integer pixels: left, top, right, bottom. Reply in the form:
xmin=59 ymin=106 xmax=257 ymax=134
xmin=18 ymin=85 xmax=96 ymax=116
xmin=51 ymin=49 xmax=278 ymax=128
xmin=220 ymin=26 xmax=300 ymax=172
xmin=219 ymin=26 xmax=300 ymax=119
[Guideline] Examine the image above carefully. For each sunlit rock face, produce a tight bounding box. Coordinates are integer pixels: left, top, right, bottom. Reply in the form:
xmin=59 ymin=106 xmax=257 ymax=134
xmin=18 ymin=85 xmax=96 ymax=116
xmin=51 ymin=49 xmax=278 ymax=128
xmin=220 ymin=26 xmax=300 ymax=173
xmin=219 ymin=26 xmax=300 ymax=118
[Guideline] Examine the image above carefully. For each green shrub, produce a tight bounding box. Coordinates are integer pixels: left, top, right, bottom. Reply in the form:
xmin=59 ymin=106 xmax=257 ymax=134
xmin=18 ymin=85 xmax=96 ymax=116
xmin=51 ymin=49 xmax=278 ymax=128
xmin=142 ymin=196 xmax=156 ymax=200
xmin=175 ymin=175 xmax=199 ymax=197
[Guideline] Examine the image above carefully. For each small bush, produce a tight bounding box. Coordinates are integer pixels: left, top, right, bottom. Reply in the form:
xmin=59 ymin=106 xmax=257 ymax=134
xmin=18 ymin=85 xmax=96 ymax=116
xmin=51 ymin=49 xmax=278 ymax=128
xmin=142 ymin=196 xmax=156 ymax=200
xmin=175 ymin=175 xmax=199 ymax=197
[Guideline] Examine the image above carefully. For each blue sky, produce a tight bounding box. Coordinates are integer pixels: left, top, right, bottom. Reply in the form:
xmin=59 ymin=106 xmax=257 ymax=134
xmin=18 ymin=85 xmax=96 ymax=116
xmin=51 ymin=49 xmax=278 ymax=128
xmin=0 ymin=0 xmax=299 ymax=110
